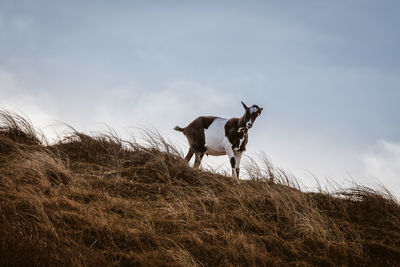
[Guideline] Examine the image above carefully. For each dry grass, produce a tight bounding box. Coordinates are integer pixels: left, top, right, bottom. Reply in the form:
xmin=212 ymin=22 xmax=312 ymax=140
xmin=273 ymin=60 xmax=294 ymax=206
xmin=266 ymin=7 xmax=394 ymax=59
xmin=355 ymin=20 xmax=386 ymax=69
xmin=0 ymin=109 xmax=399 ymax=266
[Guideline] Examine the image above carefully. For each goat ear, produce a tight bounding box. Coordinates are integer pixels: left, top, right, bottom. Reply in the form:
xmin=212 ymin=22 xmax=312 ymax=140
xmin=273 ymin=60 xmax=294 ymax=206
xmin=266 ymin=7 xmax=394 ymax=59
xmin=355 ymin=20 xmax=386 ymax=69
xmin=260 ymin=108 xmax=263 ymax=112
xmin=241 ymin=101 xmax=248 ymax=110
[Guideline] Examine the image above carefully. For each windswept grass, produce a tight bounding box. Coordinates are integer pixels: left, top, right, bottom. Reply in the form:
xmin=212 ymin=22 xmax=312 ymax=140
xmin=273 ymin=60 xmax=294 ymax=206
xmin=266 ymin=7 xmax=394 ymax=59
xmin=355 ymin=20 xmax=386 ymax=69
xmin=0 ymin=110 xmax=399 ymax=266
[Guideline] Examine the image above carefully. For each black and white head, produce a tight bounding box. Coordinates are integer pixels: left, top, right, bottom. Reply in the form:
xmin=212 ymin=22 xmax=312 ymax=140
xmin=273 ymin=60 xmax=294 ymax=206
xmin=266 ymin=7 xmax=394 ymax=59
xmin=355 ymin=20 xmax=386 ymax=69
xmin=241 ymin=101 xmax=263 ymax=130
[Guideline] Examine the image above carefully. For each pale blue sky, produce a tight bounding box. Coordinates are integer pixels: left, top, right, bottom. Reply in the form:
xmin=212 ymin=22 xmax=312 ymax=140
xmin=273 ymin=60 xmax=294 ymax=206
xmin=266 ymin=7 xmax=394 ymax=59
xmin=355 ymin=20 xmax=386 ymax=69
xmin=1 ymin=1 xmax=399 ymax=196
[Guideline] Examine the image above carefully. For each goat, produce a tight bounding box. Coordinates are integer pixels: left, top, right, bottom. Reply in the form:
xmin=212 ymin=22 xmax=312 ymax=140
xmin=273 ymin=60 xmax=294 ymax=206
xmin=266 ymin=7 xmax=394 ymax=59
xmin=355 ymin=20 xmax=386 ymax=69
xmin=174 ymin=101 xmax=263 ymax=178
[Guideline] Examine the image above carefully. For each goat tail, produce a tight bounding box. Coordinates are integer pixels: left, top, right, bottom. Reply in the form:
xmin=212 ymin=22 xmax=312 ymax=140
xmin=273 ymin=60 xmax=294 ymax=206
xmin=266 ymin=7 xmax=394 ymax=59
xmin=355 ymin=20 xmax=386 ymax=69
xmin=173 ymin=126 xmax=185 ymax=132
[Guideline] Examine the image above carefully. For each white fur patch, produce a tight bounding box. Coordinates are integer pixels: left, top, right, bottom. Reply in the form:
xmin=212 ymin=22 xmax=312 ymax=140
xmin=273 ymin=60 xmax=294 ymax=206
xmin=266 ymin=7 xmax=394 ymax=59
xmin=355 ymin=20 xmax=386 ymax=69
xmin=249 ymin=106 xmax=257 ymax=113
xmin=204 ymin=118 xmax=228 ymax=156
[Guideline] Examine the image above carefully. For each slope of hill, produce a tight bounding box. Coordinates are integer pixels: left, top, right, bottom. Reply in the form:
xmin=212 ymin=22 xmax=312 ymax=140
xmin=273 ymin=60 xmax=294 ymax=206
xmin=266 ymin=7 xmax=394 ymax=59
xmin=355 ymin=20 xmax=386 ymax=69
xmin=0 ymin=110 xmax=399 ymax=266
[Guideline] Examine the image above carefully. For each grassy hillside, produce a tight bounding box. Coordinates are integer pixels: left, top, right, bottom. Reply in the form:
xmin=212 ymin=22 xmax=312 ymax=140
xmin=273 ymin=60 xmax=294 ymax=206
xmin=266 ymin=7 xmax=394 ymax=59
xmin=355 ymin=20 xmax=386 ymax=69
xmin=0 ymin=110 xmax=399 ymax=266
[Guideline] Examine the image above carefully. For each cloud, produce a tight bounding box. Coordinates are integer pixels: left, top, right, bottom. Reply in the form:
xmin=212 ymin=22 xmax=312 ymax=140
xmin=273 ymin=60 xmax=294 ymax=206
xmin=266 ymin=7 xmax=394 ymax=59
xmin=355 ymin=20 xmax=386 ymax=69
xmin=0 ymin=68 xmax=57 ymax=140
xmin=92 ymin=80 xmax=238 ymax=130
xmin=362 ymin=139 xmax=400 ymax=198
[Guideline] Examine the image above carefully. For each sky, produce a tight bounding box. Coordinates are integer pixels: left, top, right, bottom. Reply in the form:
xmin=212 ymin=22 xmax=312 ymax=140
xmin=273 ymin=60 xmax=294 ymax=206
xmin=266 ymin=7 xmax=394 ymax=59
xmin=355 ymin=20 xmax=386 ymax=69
xmin=1 ymin=0 xmax=399 ymax=197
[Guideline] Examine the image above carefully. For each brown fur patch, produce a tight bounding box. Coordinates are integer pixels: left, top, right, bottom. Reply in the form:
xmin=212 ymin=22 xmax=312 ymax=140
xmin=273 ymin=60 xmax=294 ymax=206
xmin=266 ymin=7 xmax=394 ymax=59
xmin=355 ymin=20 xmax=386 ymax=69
xmin=181 ymin=116 xmax=217 ymax=153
